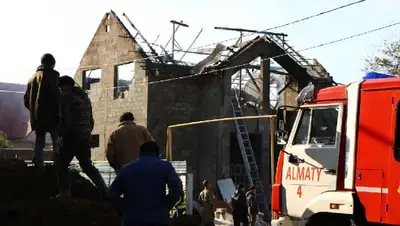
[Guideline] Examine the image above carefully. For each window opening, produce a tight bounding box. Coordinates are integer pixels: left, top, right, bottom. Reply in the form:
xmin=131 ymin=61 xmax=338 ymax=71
xmin=91 ymin=134 xmax=100 ymax=148
xmin=83 ymin=69 xmax=102 ymax=90
xmin=106 ymin=25 xmax=110 ymax=33
xmin=292 ymin=107 xmax=338 ymax=146
xmin=114 ymin=62 xmax=135 ymax=99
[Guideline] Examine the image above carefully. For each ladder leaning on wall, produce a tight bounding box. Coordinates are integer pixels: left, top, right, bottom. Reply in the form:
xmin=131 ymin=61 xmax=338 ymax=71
xmin=230 ymin=89 xmax=269 ymax=214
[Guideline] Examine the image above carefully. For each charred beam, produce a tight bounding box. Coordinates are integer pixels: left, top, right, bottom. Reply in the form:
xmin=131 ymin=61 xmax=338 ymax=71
xmin=215 ymin=26 xmax=287 ymax=37
xmin=122 ymin=13 xmax=164 ymax=64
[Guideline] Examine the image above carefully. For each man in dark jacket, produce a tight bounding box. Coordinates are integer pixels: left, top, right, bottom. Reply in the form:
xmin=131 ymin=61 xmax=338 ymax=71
xmin=231 ymin=184 xmax=248 ymax=226
xmin=107 ymin=141 xmax=184 ymax=226
xmin=24 ymin=53 xmax=60 ymax=168
xmin=56 ymin=75 xmax=107 ymax=198
xmin=246 ymin=186 xmax=259 ymax=226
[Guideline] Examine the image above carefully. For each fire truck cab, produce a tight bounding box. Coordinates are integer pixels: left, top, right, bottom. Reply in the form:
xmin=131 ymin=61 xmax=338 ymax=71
xmin=272 ymin=73 xmax=400 ymax=226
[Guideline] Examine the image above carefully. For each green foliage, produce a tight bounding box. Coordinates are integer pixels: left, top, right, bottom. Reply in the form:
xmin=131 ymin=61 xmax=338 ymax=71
xmin=364 ymin=39 xmax=400 ymax=75
xmin=0 ymin=130 xmax=12 ymax=148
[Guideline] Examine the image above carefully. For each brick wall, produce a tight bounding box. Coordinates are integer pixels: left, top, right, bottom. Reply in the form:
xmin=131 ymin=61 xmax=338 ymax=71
xmin=73 ymin=11 xmax=148 ymax=160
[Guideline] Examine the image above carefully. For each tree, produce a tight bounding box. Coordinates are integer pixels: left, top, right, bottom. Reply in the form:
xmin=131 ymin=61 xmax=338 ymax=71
xmin=364 ymin=39 xmax=400 ymax=75
xmin=0 ymin=130 xmax=12 ymax=148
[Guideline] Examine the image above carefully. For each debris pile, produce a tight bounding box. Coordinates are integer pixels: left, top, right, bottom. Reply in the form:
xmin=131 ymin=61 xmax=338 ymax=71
xmin=0 ymin=159 xmax=120 ymax=226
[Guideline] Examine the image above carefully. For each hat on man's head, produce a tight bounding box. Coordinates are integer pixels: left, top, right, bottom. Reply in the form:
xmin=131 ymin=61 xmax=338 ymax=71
xmin=203 ymin=180 xmax=210 ymax=187
xmin=58 ymin=75 xmax=75 ymax=87
xmin=41 ymin=53 xmax=56 ymax=67
xmin=119 ymin=112 xmax=134 ymax=122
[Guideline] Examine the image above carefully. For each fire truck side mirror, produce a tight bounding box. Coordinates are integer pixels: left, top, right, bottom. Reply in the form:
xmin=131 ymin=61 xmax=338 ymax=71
xmin=276 ymin=105 xmax=299 ymax=146
xmin=276 ymin=130 xmax=288 ymax=145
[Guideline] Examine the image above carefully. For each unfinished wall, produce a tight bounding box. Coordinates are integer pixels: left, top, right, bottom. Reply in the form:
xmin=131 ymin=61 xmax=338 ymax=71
xmin=74 ymin=11 xmax=148 ymax=160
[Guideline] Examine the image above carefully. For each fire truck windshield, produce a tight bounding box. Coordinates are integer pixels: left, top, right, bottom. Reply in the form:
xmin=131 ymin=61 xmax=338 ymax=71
xmin=292 ymin=107 xmax=338 ymax=146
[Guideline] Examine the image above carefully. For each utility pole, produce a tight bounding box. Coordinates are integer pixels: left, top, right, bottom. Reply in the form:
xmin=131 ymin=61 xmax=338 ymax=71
xmin=170 ymin=20 xmax=189 ymax=60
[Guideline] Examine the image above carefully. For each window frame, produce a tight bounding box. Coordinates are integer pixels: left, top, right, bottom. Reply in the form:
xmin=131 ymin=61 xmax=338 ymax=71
xmin=288 ymin=103 xmax=344 ymax=149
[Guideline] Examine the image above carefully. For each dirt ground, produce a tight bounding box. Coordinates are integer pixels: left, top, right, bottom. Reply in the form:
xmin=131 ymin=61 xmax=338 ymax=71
xmin=0 ymin=159 xmax=120 ymax=226
xmin=0 ymin=159 xmax=202 ymax=226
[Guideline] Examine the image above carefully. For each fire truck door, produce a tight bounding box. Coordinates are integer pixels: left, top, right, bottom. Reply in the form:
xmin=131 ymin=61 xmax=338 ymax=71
xmin=281 ymin=104 xmax=343 ymax=218
xmin=386 ymin=95 xmax=400 ymax=224
xmin=355 ymin=169 xmax=383 ymax=223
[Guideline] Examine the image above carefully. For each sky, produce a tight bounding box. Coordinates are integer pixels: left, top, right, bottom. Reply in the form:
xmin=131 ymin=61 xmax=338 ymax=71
xmin=0 ymin=0 xmax=399 ymax=86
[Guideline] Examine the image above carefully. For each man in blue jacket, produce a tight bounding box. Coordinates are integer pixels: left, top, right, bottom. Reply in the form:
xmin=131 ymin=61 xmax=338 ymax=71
xmin=107 ymin=141 xmax=184 ymax=226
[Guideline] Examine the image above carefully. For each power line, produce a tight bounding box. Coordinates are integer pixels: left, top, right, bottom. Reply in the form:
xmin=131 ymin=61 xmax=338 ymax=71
xmin=6 ymin=1 xmax=367 ymax=72
xmin=2 ymin=19 xmax=399 ymax=94
xmin=189 ymin=0 xmax=366 ymax=51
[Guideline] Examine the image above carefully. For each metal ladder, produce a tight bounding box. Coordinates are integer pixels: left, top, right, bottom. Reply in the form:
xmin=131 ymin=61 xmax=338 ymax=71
xmin=230 ymin=90 xmax=269 ymax=213
xmin=265 ymin=34 xmax=328 ymax=78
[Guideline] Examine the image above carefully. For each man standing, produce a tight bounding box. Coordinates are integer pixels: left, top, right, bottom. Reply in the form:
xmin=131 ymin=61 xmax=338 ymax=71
xmin=199 ymin=180 xmax=215 ymax=226
xmin=231 ymin=184 xmax=248 ymax=226
xmin=107 ymin=141 xmax=184 ymax=226
xmin=246 ymin=186 xmax=259 ymax=226
xmin=56 ymin=75 xmax=107 ymax=198
xmin=24 ymin=53 xmax=60 ymax=168
xmin=105 ymin=112 xmax=154 ymax=174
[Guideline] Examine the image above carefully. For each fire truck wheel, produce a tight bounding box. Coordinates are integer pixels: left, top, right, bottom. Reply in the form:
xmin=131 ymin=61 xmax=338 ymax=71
xmin=306 ymin=214 xmax=352 ymax=226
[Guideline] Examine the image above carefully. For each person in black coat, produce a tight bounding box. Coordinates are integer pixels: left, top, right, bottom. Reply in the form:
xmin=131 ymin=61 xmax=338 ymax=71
xmin=24 ymin=53 xmax=60 ymax=168
xmin=231 ymin=184 xmax=248 ymax=226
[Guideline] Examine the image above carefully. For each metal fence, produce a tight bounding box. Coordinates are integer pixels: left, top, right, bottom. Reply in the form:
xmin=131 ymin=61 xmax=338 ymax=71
xmin=70 ymin=160 xmax=194 ymax=214
xmin=70 ymin=161 xmax=188 ymax=188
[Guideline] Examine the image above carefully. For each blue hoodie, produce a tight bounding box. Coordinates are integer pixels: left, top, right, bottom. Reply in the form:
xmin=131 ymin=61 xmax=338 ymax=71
xmin=107 ymin=152 xmax=184 ymax=226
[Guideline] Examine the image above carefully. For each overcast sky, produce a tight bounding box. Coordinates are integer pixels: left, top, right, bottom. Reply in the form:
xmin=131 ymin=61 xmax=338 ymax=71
xmin=0 ymin=0 xmax=399 ymax=85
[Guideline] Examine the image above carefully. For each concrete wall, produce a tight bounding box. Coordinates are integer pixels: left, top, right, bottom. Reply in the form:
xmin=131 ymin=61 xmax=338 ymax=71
xmin=147 ymin=66 xmax=231 ymax=193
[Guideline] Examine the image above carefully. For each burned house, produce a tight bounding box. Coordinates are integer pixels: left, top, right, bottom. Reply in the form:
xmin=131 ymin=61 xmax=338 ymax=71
xmin=74 ymin=10 xmax=331 ymax=195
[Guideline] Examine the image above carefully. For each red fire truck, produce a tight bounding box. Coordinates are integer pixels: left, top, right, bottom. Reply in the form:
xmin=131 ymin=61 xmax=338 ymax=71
xmin=271 ymin=73 xmax=400 ymax=226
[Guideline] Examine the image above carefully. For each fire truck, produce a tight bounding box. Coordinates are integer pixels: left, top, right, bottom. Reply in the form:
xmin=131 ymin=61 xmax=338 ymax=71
xmin=271 ymin=72 xmax=400 ymax=226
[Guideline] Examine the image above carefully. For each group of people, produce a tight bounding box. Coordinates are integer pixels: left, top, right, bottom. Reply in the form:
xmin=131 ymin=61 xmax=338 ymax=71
xmin=231 ymin=184 xmax=259 ymax=226
xmin=24 ymin=53 xmax=185 ymax=226
xmin=198 ymin=181 xmax=259 ymax=226
xmin=24 ymin=53 xmax=108 ymax=198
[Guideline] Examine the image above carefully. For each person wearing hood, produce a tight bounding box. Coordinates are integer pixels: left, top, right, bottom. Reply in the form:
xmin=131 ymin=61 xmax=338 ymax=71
xmin=56 ymin=75 xmax=107 ymax=198
xmin=105 ymin=111 xmax=154 ymax=175
xmin=24 ymin=53 xmax=60 ymax=168
xmin=246 ymin=185 xmax=259 ymax=226
xmin=231 ymin=184 xmax=249 ymax=226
